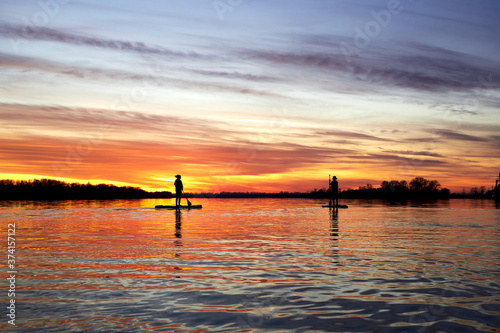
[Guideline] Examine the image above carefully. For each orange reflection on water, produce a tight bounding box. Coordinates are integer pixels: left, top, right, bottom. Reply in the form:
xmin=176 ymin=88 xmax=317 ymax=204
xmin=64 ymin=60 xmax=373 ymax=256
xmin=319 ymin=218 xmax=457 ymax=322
xmin=1 ymin=198 xmax=499 ymax=332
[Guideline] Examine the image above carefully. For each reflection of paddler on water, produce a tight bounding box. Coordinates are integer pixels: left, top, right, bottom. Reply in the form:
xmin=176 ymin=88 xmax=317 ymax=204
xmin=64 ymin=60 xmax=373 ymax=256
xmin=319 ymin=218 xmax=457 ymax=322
xmin=330 ymin=207 xmax=340 ymax=265
xmin=330 ymin=207 xmax=339 ymax=238
xmin=175 ymin=209 xmax=182 ymax=240
xmin=173 ymin=210 xmax=182 ymax=271
xmin=322 ymin=174 xmax=348 ymax=209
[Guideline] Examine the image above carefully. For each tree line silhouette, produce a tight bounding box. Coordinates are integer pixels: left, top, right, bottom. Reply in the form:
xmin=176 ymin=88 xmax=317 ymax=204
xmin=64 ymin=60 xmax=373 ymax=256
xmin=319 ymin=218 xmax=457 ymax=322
xmin=449 ymin=186 xmax=497 ymax=199
xmin=0 ymin=177 xmax=455 ymax=201
xmin=309 ymin=177 xmax=450 ymax=200
xmin=0 ymin=179 xmax=173 ymax=200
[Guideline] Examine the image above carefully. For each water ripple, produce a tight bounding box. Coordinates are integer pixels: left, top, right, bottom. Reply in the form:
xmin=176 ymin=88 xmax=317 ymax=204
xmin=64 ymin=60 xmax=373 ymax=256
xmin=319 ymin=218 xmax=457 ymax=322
xmin=2 ymin=198 xmax=500 ymax=332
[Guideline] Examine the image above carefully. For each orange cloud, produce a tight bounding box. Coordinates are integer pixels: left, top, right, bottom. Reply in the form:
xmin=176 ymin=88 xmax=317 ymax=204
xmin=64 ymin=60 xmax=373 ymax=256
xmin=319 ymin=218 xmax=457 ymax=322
xmin=1 ymin=103 xmax=499 ymax=193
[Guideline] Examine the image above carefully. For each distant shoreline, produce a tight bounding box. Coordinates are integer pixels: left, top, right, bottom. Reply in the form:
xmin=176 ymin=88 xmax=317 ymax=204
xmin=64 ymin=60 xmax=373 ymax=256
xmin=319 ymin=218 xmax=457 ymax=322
xmin=1 ymin=178 xmax=495 ymax=201
xmin=0 ymin=196 xmax=495 ymax=203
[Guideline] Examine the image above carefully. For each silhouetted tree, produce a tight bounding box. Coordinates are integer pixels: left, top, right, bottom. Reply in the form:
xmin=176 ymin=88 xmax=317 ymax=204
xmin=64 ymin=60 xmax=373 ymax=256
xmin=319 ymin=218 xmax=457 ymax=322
xmin=0 ymin=179 xmax=173 ymax=200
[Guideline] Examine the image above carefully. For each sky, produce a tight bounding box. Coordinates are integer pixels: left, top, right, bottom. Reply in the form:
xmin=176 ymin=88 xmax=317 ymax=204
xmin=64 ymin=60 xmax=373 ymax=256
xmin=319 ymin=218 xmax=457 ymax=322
xmin=1 ymin=0 xmax=499 ymax=193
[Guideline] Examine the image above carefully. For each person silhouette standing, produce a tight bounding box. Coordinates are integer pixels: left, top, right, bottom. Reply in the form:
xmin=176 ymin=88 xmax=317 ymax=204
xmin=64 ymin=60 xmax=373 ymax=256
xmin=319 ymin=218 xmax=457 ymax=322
xmin=329 ymin=176 xmax=339 ymax=207
xmin=174 ymin=174 xmax=183 ymax=206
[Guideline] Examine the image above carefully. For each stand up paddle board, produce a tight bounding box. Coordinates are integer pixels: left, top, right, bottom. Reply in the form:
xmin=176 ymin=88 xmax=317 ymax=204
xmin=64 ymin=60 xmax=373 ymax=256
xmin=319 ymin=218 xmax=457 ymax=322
xmin=155 ymin=205 xmax=202 ymax=210
xmin=322 ymin=204 xmax=348 ymax=209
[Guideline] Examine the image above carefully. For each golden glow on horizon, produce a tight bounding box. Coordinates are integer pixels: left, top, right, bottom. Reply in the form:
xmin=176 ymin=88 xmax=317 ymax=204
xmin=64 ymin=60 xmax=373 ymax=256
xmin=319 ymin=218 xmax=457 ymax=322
xmin=1 ymin=168 xmax=497 ymax=194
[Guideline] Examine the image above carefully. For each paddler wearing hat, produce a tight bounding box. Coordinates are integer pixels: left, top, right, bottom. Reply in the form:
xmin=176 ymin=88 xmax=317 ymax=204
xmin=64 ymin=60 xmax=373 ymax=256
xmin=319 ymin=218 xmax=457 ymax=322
xmin=174 ymin=174 xmax=183 ymax=206
xmin=329 ymin=176 xmax=339 ymax=207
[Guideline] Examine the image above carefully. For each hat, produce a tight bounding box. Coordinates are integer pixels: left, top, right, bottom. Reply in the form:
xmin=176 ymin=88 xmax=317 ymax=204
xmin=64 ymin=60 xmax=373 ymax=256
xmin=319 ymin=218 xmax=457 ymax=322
xmin=175 ymin=174 xmax=181 ymax=178
xmin=332 ymin=176 xmax=337 ymax=179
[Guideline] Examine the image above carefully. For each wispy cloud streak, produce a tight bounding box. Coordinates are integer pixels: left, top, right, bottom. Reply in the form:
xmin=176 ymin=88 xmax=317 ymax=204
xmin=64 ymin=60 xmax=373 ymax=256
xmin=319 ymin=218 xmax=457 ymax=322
xmin=0 ymin=23 xmax=210 ymax=60
xmin=238 ymin=41 xmax=500 ymax=93
xmin=431 ymin=129 xmax=489 ymax=143
xmin=0 ymin=52 xmax=283 ymax=98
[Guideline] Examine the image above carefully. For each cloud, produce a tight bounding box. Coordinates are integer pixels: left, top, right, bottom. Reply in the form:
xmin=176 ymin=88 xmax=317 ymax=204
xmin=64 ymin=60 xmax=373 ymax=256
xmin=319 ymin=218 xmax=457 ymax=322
xmin=0 ymin=52 xmax=284 ymax=98
xmin=381 ymin=149 xmax=444 ymax=158
xmin=490 ymin=135 xmax=500 ymax=149
xmin=0 ymin=103 xmax=235 ymax=144
xmin=346 ymin=153 xmax=447 ymax=168
xmin=191 ymin=69 xmax=281 ymax=83
xmin=0 ymin=23 xmax=210 ymax=60
xmin=237 ymin=39 xmax=500 ymax=95
xmin=2 ymin=103 xmax=496 ymax=192
xmin=0 ymin=103 xmax=366 ymax=186
xmin=0 ymin=103 xmax=358 ymax=176
xmin=434 ymin=129 xmax=489 ymax=142
xmin=3 ymin=22 xmax=498 ymax=101
xmin=315 ymin=129 xmax=393 ymax=142
xmin=0 ymin=132 xmax=357 ymax=186
xmin=403 ymin=137 xmax=444 ymax=144
xmin=0 ymin=24 xmax=287 ymax=96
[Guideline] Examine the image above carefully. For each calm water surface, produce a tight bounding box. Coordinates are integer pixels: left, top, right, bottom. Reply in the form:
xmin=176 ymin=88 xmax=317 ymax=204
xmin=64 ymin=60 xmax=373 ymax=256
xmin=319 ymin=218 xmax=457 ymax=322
xmin=1 ymin=198 xmax=499 ymax=332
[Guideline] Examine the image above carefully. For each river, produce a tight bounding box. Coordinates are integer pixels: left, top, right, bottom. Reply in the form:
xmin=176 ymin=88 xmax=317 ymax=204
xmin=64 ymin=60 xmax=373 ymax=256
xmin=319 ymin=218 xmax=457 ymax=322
xmin=1 ymin=198 xmax=499 ymax=332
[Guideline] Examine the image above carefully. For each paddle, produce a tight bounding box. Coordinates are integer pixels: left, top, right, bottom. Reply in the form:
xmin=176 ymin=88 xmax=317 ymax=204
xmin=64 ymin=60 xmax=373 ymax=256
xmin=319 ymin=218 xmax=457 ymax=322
xmin=186 ymin=197 xmax=192 ymax=207
xmin=329 ymin=174 xmax=332 ymax=206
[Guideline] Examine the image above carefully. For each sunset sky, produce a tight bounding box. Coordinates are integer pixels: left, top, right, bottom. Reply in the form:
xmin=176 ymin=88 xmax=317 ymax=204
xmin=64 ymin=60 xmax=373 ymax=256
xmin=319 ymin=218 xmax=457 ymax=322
xmin=1 ymin=0 xmax=499 ymax=193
